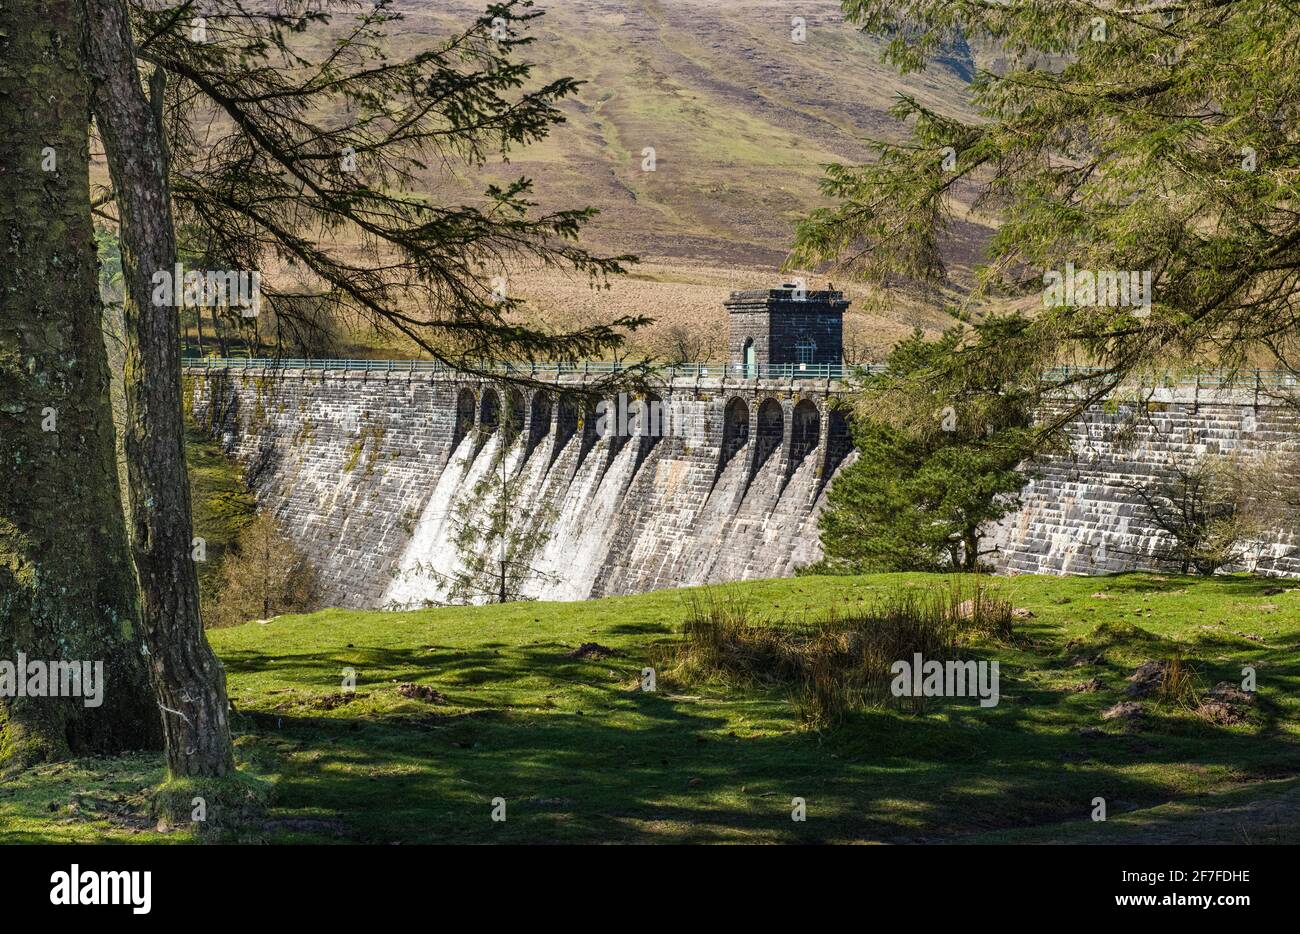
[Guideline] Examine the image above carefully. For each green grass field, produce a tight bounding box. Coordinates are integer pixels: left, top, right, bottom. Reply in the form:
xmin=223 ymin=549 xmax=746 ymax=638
xmin=2 ymin=573 xmax=1298 ymax=844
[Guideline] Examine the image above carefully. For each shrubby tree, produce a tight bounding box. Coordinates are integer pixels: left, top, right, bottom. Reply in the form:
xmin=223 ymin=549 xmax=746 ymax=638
xmin=650 ymin=322 xmax=724 ymax=364
xmin=209 ymin=513 xmax=319 ymax=626
xmin=1125 ymin=451 xmax=1290 ymax=576
xmin=445 ymin=418 xmax=557 ymax=604
xmin=817 ymin=316 xmax=1040 ymax=572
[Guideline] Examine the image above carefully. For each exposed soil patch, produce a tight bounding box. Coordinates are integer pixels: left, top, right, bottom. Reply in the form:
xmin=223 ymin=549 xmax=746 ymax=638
xmin=567 ymin=642 xmax=621 ymax=659
xmin=1194 ymin=681 xmax=1255 ymax=724
xmin=1102 ymin=701 xmax=1145 ymax=723
xmin=396 ymin=683 xmax=447 ymax=704
xmin=1208 ymin=681 xmax=1255 ymax=706
xmin=1195 ymin=699 xmax=1247 ymax=725
xmin=1125 ymin=660 xmax=1169 ymax=697
xmin=312 ymin=692 xmax=367 ymax=710
xmin=1069 ymin=678 xmax=1105 ymax=693
xmin=69 ymin=793 xmax=154 ymax=833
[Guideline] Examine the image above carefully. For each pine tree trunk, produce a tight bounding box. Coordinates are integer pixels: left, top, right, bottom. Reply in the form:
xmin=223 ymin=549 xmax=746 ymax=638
xmin=0 ymin=0 xmax=161 ymax=769
xmin=85 ymin=0 xmax=235 ymax=777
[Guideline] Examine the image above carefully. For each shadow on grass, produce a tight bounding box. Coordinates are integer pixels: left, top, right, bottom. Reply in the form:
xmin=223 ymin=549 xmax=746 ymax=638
xmin=1091 ymin=572 xmax=1293 ymax=597
xmin=219 ymin=639 xmax=1300 ymax=844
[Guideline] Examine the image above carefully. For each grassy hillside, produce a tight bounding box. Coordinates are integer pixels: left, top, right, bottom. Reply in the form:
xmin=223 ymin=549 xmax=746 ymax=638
xmin=153 ymin=1 xmax=988 ymax=362
xmin=395 ymin=0 xmax=990 ymax=358
xmin=397 ymin=0 xmax=984 ymax=268
xmin=3 ymin=572 xmax=1297 ymax=844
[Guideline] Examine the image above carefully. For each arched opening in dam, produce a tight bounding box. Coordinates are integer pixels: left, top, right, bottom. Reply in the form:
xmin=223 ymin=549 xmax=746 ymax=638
xmin=603 ymin=398 xmax=630 ymax=462
xmin=506 ymin=388 xmax=526 ymax=439
xmin=529 ymin=391 xmax=552 ymax=456
xmin=454 ymin=388 xmax=475 ymax=448
xmin=790 ymin=399 xmax=820 ymax=465
xmin=722 ymin=396 xmax=750 ymax=467
xmin=556 ymin=393 xmax=580 ymax=452
xmin=479 ymin=388 xmax=500 ymax=432
xmin=827 ymin=405 xmax=852 ymax=469
xmin=578 ymin=397 xmax=601 ymax=463
xmin=753 ymin=397 xmax=784 ymax=474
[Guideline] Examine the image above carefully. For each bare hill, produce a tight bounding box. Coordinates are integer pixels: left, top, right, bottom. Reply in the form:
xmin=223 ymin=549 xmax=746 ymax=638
xmin=389 ymin=0 xmax=990 ymax=359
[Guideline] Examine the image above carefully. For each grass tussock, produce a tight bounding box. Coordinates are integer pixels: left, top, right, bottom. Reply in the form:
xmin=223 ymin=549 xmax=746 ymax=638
xmin=663 ymin=577 xmax=1016 ymax=729
xmin=1156 ymin=654 xmax=1203 ymax=710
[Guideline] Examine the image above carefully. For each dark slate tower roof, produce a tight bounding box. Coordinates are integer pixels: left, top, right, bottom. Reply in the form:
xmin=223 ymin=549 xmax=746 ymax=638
xmin=724 ymin=285 xmax=850 ymax=313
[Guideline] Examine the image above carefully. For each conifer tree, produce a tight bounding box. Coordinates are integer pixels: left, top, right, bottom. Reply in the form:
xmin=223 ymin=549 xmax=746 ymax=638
xmin=817 ymin=316 xmax=1040 ymax=572
xmin=790 ymin=1 xmax=1300 ymax=406
xmin=445 ymin=409 xmax=557 ymax=604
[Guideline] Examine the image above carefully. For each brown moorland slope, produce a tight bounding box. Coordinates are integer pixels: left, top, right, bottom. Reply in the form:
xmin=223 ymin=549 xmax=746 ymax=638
xmin=111 ymin=1 xmax=993 ymax=360
xmin=392 ymin=0 xmax=993 ymax=360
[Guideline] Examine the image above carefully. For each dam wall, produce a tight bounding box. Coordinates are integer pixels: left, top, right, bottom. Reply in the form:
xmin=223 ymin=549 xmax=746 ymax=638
xmin=186 ymin=365 xmax=1300 ymax=608
xmin=990 ymin=383 xmax=1300 ymax=577
xmin=186 ymin=365 xmax=851 ymax=607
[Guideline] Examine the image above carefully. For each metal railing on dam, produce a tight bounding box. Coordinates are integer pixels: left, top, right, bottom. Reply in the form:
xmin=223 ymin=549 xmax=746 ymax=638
xmin=181 ymin=357 xmax=1300 ymax=391
xmin=181 ymin=356 xmax=866 ymax=382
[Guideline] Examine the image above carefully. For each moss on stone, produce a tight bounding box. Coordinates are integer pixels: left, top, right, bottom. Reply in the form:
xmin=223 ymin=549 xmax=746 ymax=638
xmin=342 ymin=438 xmax=363 ymax=473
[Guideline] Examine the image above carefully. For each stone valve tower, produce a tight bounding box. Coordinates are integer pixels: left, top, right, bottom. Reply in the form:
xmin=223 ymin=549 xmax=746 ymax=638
xmin=725 ymin=283 xmax=847 ymax=376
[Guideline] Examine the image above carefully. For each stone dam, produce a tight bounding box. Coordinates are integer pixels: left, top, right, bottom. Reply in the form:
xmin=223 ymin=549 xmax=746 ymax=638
xmin=187 ymin=361 xmax=854 ymax=607
xmin=184 ymin=289 xmax=1300 ymax=607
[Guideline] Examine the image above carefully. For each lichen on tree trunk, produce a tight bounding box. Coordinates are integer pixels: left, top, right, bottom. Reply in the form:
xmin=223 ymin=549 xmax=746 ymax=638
xmin=0 ymin=0 xmax=162 ymax=769
xmin=86 ymin=0 xmax=235 ymax=777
